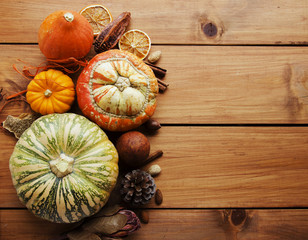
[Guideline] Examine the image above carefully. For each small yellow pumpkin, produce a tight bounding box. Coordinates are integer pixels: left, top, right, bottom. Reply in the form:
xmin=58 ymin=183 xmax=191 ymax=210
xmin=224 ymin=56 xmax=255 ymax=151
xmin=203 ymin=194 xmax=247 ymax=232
xmin=26 ymin=69 xmax=75 ymax=115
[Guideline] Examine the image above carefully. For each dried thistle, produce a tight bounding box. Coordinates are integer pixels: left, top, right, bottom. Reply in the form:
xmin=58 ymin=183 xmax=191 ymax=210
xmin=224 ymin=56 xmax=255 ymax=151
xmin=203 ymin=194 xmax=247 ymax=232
xmin=2 ymin=113 xmax=40 ymax=138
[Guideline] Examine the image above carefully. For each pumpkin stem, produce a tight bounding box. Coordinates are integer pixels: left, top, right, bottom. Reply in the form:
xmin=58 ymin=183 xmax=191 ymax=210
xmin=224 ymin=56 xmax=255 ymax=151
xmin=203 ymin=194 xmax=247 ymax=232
xmin=115 ymin=76 xmax=131 ymax=92
xmin=44 ymin=89 xmax=53 ymax=97
xmin=64 ymin=12 xmax=74 ymax=22
xmin=49 ymin=153 xmax=74 ymax=178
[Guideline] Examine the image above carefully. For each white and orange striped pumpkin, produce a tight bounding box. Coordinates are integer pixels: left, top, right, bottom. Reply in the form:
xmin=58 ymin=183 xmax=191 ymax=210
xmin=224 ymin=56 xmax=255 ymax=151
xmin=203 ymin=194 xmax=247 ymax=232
xmin=9 ymin=113 xmax=118 ymax=223
xmin=77 ymin=49 xmax=158 ymax=132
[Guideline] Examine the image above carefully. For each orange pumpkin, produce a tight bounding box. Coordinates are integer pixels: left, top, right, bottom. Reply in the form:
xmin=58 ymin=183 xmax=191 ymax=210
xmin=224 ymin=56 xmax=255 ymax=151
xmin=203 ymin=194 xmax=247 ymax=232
xmin=38 ymin=10 xmax=94 ymax=60
xmin=77 ymin=49 xmax=158 ymax=131
xmin=26 ymin=69 xmax=75 ymax=115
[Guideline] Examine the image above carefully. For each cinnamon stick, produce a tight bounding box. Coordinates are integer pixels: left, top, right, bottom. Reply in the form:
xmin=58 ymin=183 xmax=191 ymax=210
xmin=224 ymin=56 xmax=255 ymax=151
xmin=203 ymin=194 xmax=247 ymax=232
xmin=158 ymin=79 xmax=168 ymax=92
xmin=143 ymin=150 xmax=163 ymax=166
xmin=145 ymin=62 xmax=168 ymax=92
xmin=145 ymin=62 xmax=167 ymax=79
xmin=158 ymin=83 xmax=167 ymax=92
xmin=136 ymin=150 xmax=163 ymax=168
xmin=157 ymin=78 xmax=168 ymax=87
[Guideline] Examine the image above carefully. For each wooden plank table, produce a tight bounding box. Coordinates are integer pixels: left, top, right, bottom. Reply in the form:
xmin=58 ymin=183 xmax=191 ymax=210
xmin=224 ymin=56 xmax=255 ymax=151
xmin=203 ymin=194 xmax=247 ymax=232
xmin=1 ymin=0 xmax=308 ymax=239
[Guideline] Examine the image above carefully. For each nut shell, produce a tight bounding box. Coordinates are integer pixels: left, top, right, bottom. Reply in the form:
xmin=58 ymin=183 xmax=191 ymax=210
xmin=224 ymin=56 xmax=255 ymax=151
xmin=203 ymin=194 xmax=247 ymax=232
xmin=155 ymin=189 xmax=163 ymax=205
xmin=116 ymin=131 xmax=150 ymax=167
xmin=144 ymin=119 xmax=161 ymax=130
xmin=147 ymin=50 xmax=161 ymax=63
xmin=147 ymin=164 xmax=161 ymax=177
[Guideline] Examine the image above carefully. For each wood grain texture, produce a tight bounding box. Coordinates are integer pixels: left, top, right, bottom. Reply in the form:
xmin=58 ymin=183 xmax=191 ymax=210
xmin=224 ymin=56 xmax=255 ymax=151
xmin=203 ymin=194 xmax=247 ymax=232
xmin=154 ymin=45 xmax=308 ymax=124
xmin=2 ymin=126 xmax=308 ymax=208
xmin=1 ymin=209 xmax=308 ymax=240
xmin=1 ymin=1 xmax=308 ymax=238
xmin=0 ymin=0 xmax=307 ymax=44
xmin=1 ymin=45 xmax=308 ymax=123
xmin=131 ymin=209 xmax=308 ymax=240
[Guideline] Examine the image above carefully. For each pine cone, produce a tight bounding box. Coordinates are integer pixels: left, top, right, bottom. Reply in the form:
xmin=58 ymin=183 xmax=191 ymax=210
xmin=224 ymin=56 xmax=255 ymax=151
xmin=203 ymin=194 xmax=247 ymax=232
xmin=120 ymin=169 xmax=156 ymax=206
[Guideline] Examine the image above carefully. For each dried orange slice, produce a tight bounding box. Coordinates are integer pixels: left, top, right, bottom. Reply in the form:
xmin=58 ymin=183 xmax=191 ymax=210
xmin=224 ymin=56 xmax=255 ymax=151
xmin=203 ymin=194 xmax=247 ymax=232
xmin=80 ymin=5 xmax=113 ymax=36
xmin=118 ymin=29 xmax=151 ymax=60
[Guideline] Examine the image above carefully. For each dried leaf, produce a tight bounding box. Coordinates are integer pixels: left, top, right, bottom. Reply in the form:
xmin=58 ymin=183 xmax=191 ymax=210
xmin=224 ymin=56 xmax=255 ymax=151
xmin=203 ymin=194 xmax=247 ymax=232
xmin=83 ymin=213 xmax=127 ymax=235
xmin=94 ymin=205 xmax=122 ymax=217
xmin=65 ymin=208 xmax=140 ymax=239
xmin=2 ymin=113 xmax=40 ymax=138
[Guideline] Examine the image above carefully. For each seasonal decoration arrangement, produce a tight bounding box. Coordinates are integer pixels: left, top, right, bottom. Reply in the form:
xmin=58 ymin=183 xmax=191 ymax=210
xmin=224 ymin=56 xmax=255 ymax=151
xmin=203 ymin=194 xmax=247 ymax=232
xmin=1 ymin=4 xmax=169 ymax=240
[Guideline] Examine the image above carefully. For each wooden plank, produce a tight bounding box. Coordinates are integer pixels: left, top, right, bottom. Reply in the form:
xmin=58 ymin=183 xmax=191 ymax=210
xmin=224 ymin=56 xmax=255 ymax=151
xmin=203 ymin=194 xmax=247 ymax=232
xmin=154 ymin=46 xmax=308 ymax=124
xmin=1 ymin=209 xmax=308 ymax=240
xmin=1 ymin=45 xmax=308 ymax=123
xmin=0 ymin=209 xmax=81 ymax=240
xmin=0 ymin=0 xmax=307 ymax=44
xmin=1 ymin=126 xmax=308 ymax=208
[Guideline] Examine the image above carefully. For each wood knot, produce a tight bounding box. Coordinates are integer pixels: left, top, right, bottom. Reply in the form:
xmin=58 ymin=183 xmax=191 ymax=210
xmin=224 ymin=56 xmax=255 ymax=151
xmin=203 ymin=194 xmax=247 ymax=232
xmin=202 ymin=22 xmax=217 ymax=37
xmin=231 ymin=209 xmax=247 ymax=226
xmin=287 ymin=64 xmax=308 ymax=118
xmin=199 ymin=14 xmax=224 ymax=41
xmin=221 ymin=209 xmax=251 ymax=233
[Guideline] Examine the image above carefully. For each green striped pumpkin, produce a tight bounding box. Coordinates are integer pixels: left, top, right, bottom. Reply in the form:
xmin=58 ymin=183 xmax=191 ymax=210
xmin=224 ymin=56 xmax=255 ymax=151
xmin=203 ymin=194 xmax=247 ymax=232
xmin=9 ymin=113 xmax=119 ymax=223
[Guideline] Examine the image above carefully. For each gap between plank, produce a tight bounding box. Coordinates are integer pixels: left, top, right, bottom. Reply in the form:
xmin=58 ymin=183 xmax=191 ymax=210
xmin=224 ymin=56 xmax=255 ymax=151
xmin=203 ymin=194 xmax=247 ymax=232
xmin=2 ymin=207 xmax=308 ymax=210
xmin=0 ymin=43 xmax=308 ymax=47
xmin=161 ymin=123 xmax=308 ymax=127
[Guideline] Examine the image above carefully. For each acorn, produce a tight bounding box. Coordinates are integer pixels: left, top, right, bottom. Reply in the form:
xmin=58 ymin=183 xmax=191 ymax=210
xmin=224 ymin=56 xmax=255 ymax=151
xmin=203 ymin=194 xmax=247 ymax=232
xmin=116 ymin=131 xmax=150 ymax=168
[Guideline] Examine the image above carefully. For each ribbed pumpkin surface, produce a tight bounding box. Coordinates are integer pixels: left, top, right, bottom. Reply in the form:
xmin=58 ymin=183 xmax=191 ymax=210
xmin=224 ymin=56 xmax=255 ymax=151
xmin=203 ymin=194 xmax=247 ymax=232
xmin=77 ymin=49 xmax=158 ymax=132
xmin=9 ymin=113 xmax=118 ymax=223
